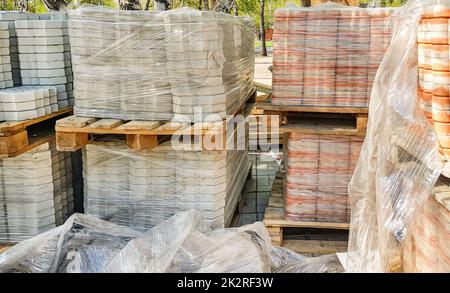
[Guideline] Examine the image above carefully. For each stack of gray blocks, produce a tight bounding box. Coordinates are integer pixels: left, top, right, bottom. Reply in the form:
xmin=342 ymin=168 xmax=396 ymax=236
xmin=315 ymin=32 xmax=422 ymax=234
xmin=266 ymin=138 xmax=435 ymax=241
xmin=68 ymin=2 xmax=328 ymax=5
xmin=82 ymin=140 xmax=250 ymax=231
xmin=0 ymin=85 xmax=58 ymax=121
xmin=0 ymin=142 xmax=76 ymax=242
xmin=15 ymin=19 xmax=70 ymax=109
xmin=0 ymin=22 xmax=13 ymax=90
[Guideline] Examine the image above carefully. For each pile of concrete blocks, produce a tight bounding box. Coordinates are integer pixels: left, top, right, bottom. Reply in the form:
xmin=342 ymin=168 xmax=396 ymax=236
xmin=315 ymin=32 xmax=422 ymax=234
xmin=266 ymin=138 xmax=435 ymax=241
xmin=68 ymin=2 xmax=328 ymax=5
xmin=164 ymin=11 xmax=255 ymax=121
xmin=15 ymin=19 xmax=70 ymax=109
xmin=0 ymin=85 xmax=58 ymax=121
xmin=0 ymin=11 xmax=39 ymax=86
xmin=82 ymin=140 xmax=250 ymax=231
xmin=69 ymin=8 xmax=173 ymax=120
xmin=0 ymin=142 xmax=78 ymax=243
xmin=68 ymin=7 xmax=255 ymax=121
xmin=0 ymin=22 xmax=13 ymax=90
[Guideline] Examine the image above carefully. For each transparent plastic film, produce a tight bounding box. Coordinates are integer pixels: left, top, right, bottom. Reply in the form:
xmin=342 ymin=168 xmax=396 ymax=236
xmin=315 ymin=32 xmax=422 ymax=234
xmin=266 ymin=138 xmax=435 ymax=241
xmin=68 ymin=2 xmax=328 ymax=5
xmin=0 ymin=210 xmax=344 ymax=273
xmin=81 ymin=135 xmax=250 ymax=232
xmin=347 ymin=0 xmax=446 ymax=273
xmin=0 ymin=141 xmax=83 ymax=243
xmin=68 ymin=6 xmax=255 ymax=122
xmin=272 ymin=2 xmax=395 ymax=108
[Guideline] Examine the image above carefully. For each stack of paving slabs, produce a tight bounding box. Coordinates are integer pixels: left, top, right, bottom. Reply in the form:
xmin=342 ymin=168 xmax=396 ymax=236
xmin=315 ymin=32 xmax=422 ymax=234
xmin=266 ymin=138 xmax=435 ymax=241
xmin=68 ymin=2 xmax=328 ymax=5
xmin=272 ymin=4 xmax=393 ymax=108
xmin=418 ymin=3 xmax=450 ymax=161
xmin=68 ymin=7 xmax=172 ymax=121
xmin=67 ymin=7 xmax=255 ymax=121
xmin=402 ymin=182 xmax=450 ymax=272
xmin=284 ymin=133 xmax=363 ymax=223
xmin=82 ymin=140 xmax=250 ymax=231
xmin=0 ymin=11 xmax=40 ymax=86
xmin=164 ymin=10 xmax=255 ymax=121
xmin=15 ymin=19 xmax=70 ymax=109
xmin=38 ymin=13 xmax=74 ymax=107
xmin=0 ymin=22 xmax=13 ymax=90
xmin=0 ymin=142 xmax=77 ymax=242
xmin=0 ymin=85 xmax=58 ymax=121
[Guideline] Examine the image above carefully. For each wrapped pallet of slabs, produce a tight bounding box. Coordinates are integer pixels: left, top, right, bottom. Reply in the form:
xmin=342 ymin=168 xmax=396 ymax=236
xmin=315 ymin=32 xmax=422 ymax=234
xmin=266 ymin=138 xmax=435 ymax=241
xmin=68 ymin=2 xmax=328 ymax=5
xmin=82 ymin=137 xmax=250 ymax=231
xmin=346 ymin=0 xmax=450 ymax=272
xmin=0 ymin=210 xmax=344 ymax=273
xmin=67 ymin=7 xmax=255 ymax=121
xmin=0 ymin=142 xmax=77 ymax=243
xmin=164 ymin=9 xmax=255 ymax=121
xmin=15 ymin=19 xmax=71 ymax=108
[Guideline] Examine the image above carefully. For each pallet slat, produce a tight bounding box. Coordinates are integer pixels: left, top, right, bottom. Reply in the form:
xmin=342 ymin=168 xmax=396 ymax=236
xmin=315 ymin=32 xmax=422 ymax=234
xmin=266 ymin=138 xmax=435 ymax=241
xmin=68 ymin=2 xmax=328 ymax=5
xmin=257 ymin=101 xmax=368 ymax=114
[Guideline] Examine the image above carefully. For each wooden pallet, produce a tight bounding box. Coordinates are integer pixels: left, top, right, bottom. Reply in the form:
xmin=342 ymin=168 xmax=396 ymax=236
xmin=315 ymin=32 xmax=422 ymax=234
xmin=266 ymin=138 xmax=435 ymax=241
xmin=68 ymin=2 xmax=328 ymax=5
xmin=264 ymin=176 xmax=349 ymax=255
xmin=0 ymin=107 xmax=72 ymax=158
xmin=56 ymin=92 xmax=256 ymax=152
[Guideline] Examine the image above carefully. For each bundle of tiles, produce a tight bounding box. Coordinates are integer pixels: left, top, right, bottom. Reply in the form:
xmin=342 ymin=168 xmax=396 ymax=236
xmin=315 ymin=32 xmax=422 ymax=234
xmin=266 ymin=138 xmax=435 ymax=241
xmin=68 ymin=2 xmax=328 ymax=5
xmin=15 ymin=19 xmax=71 ymax=109
xmin=418 ymin=3 xmax=450 ymax=161
xmin=82 ymin=140 xmax=250 ymax=231
xmin=68 ymin=7 xmax=255 ymax=121
xmin=284 ymin=133 xmax=363 ymax=223
xmin=164 ymin=10 xmax=255 ymax=121
xmin=0 ymin=22 xmax=13 ymax=90
xmin=0 ymin=11 xmax=40 ymax=86
xmin=0 ymin=142 xmax=76 ymax=243
xmin=402 ymin=182 xmax=450 ymax=273
xmin=272 ymin=5 xmax=393 ymax=108
xmin=0 ymin=85 xmax=58 ymax=121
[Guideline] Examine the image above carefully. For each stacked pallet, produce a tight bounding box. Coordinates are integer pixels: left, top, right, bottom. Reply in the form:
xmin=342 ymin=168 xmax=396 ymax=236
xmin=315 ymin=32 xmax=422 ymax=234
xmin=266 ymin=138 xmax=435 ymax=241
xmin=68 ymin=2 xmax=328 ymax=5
xmin=0 ymin=142 xmax=76 ymax=242
xmin=68 ymin=7 xmax=255 ymax=121
xmin=285 ymin=133 xmax=363 ymax=223
xmin=82 ymin=140 xmax=250 ymax=231
xmin=16 ymin=19 xmax=71 ymax=109
xmin=272 ymin=5 xmax=393 ymax=108
xmin=402 ymin=182 xmax=450 ymax=272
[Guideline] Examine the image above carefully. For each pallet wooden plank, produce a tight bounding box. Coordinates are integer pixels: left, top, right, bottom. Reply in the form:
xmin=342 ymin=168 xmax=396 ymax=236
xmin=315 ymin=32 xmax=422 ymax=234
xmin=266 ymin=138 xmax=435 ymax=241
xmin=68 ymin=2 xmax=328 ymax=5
xmin=0 ymin=107 xmax=73 ymax=136
xmin=268 ymin=197 xmax=284 ymax=208
xmin=0 ymin=133 xmax=54 ymax=159
xmin=0 ymin=245 xmax=12 ymax=254
xmin=264 ymin=218 xmax=350 ymax=230
xmin=0 ymin=131 xmax=28 ymax=155
xmin=126 ymin=134 xmax=158 ymax=151
xmin=56 ymin=131 xmax=88 ymax=152
xmin=117 ymin=121 xmax=161 ymax=131
xmin=87 ymin=119 xmax=124 ymax=130
xmin=264 ymin=206 xmax=284 ymax=220
xmin=280 ymin=118 xmax=360 ymax=136
xmin=282 ymin=239 xmax=348 ymax=255
xmin=56 ymin=115 xmax=97 ymax=128
xmin=257 ymin=101 xmax=368 ymax=114
xmin=254 ymin=82 xmax=272 ymax=94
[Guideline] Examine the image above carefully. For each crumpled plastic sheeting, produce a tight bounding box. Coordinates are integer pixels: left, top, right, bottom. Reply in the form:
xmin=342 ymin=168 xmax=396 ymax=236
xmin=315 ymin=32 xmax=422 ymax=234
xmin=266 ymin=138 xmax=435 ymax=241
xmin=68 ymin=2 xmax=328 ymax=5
xmin=0 ymin=210 xmax=344 ymax=273
xmin=347 ymin=0 xmax=444 ymax=273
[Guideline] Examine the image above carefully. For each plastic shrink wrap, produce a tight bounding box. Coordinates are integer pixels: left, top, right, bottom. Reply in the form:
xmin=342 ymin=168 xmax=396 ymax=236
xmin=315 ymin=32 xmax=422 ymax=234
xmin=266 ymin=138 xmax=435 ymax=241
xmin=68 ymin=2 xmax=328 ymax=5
xmin=272 ymin=3 xmax=394 ymax=108
xmin=347 ymin=0 xmax=448 ymax=273
xmin=285 ymin=133 xmax=363 ymax=223
xmin=402 ymin=180 xmax=450 ymax=272
xmin=0 ymin=210 xmax=344 ymax=273
xmin=82 ymin=135 xmax=250 ymax=231
xmin=68 ymin=6 xmax=255 ymax=121
xmin=0 ymin=141 xmax=80 ymax=243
